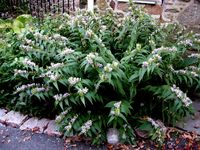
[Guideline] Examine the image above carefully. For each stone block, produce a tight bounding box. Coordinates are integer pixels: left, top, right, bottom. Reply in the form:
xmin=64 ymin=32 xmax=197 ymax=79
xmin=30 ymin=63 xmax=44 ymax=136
xmin=44 ymin=120 xmax=62 ymax=137
xmin=20 ymin=118 xmax=50 ymax=133
xmin=0 ymin=111 xmax=28 ymax=127
xmin=0 ymin=109 xmax=7 ymax=118
xmin=144 ymin=5 xmax=162 ymax=15
xmin=0 ymin=109 xmax=7 ymax=126
xmin=117 ymin=2 xmax=129 ymax=11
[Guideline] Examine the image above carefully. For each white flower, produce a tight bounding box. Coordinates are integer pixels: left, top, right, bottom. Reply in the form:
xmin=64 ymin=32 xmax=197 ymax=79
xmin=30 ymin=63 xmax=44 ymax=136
xmin=86 ymin=52 xmax=98 ymax=65
xmin=34 ymin=32 xmax=43 ymax=38
xmin=191 ymin=71 xmax=198 ymax=77
xmin=68 ymin=77 xmax=81 ymax=86
xmin=112 ymin=61 xmax=119 ymax=69
xmin=49 ymin=73 xmax=60 ymax=81
xmin=170 ymin=84 xmax=192 ymax=107
xmin=110 ymin=110 xmax=115 ymax=115
xmin=78 ymin=87 xmax=88 ymax=96
xmin=146 ymin=117 xmax=159 ymax=128
xmin=55 ymin=115 xmax=63 ymax=123
xmin=65 ymin=124 xmax=72 ymax=131
xmin=20 ymin=45 xmax=33 ymax=51
xmin=31 ymin=87 xmax=47 ymax=94
xmin=80 ymin=120 xmax=92 ymax=134
xmin=53 ymin=93 xmax=70 ymax=101
xmin=152 ymin=47 xmax=177 ymax=54
xmin=14 ymin=69 xmax=28 ymax=76
xmin=22 ymin=58 xmax=36 ymax=67
xmin=16 ymin=83 xmax=40 ymax=93
xmin=49 ymin=63 xmax=64 ymax=69
xmin=70 ymin=115 xmax=78 ymax=123
xmin=85 ymin=29 xmax=93 ymax=38
xmin=188 ymin=53 xmax=200 ymax=59
xmin=104 ymin=63 xmax=113 ymax=72
xmin=97 ymin=63 xmax=103 ymax=68
xmin=154 ymin=54 xmax=162 ymax=61
xmin=178 ymin=39 xmax=193 ymax=46
xmin=100 ymin=73 xmax=108 ymax=81
xmin=142 ymin=61 xmax=149 ymax=68
xmin=114 ymin=101 xmax=121 ymax=109
xmin=61 ymin=48 xmax=74 ymax=55
xmin=25 ymin=39 xmax=34 ymax=45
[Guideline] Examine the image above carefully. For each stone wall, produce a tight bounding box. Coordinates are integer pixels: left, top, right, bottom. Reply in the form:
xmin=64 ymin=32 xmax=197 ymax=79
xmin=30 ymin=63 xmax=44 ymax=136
xmin=114 ymin=0 xmax=200 ymax=31
xmin=162 ymin=0 xmax=200 ymax=31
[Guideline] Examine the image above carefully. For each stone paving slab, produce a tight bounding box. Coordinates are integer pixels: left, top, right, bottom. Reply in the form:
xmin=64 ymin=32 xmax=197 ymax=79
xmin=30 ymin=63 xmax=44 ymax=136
xmin=176 ymin=101 xmax=200 ymax=135
xmin=44 ymin=120 xmax=62 ymax=137
xmin=0 ymin=111 xmax=28 ymax=127
xmin=20 ymin=118 xmax=50 ymax=133
xmin=0 ymin=109 xmax=7 ymax=121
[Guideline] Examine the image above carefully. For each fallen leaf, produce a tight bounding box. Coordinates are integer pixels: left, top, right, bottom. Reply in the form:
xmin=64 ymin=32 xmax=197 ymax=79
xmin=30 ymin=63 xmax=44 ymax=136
xmin=182 ymin=133 xmax=193 ymax=140
xmin=107 ymin=143 xmax=114 ymax=150
xmin=31 ymin=127 xmax=40 ymax=132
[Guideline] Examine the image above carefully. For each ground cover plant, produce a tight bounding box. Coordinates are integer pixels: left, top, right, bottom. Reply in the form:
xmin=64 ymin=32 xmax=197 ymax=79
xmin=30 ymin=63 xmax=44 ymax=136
xmin=0 ymin=4 xmax=200 ymax=145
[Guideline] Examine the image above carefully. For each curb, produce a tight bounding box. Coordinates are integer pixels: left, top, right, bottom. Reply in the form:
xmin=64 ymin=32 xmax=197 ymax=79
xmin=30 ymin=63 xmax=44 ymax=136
xmin=0 ymin=108 xmax=62 ymax=137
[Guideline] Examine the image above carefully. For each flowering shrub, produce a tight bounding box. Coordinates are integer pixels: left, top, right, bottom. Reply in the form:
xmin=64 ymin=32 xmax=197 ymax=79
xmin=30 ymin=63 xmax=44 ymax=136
xmin=0 ymin=5 xmax=200 ymax=145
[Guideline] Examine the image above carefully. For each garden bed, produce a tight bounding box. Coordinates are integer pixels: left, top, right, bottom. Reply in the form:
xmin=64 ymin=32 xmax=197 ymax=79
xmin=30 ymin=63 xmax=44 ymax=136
xmin=0 ymin=4 xmax=200 ymax=146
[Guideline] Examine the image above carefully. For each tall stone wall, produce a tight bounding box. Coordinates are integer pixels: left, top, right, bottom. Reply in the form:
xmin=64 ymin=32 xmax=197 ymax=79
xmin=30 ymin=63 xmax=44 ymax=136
xmin=114 ymin=0 xmax=200 ymax=31
xmin=162 ymin=0 xmax=200 ymax=31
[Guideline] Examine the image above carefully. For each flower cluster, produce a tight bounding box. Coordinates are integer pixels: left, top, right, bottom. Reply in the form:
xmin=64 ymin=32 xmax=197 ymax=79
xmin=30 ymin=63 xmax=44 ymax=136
xmin=146 ymin=117 xmax=166 ymax=143
xmin=48 ymin=63 xmax=64 ymax=69
xmin=80 ymin=120 xmax=92 ymax=134
xmin=34 ymin=32 xmax=49 ymax=41
xmin=53 ymin=93 xmax=70 ymax=101
xmin=14 ymin=69 xmax=28 ymax=76
xmin=170 ymin=84 xmax=192 ymax=107
xmin=34 ymin=32 xmax=68 ymax=44
xmin=188 ymin=53 xmax=200 ymax=59
xmin=40 ymin=71 xmax=60 ymax=81
xmin=55 ymin=108 xmax=71 ymax=123
xmin=78 ymin=87 xmax=88 ymax=96
xmin=16 ymin=83 xmax=40 ymax=93
xmin=31 ymin=87 xmax=48 ymax=94
xmin=104 ymin=63 xmax=113 ymax=73
xmin=110 ymin=101 xmax=121 ymax=116
xmin=146 ymin=117 xmax=159 ymax=128
xmin=99 ymin=73 xmax=108 ymax=81
xmin=60 ymin=48 xmax=74 ymax=56
xmin=178 ymin=39 xmax=193 ymax=46
xmin=170 ymin=65 xmax=199 ymax=77
xmin=104 ymin=61 xmax=119 ymax=73
xmin=151 ymin=46 xmax=177 ymax=54
xmin=86 ymin=52 xmax=98 ymax=65
xmin=24 ymin=38 xmax=35 ymax=45
xmin=64 ymin=114 xmax=78 ymax=131
xmin=22 ymin=58 xmax=36 ymax=67
xmin=142 ymin=54 xmax=162 ymax=68
xmin=20 ymin=45 xmax=33 ymax=52
xmin=68 ymin=77 xmax=81 ymax=86
xmin=187 ymin=66 xmax=200 ymax=72
xmin=52 ymin=33 xmax=68 ymax=41
xmin=85 ymin=29 xmax=93 ymax=38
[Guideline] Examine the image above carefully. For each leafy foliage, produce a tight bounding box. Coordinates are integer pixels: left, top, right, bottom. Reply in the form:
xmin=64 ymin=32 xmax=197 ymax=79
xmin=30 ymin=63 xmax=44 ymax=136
xmin=0 ymin=5 xmax=200 ymax=144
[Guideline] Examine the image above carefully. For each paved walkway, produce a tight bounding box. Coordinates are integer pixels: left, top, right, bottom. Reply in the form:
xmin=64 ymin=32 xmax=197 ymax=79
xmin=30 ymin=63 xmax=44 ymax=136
xmin=0 ymin=125 xmax=64 ymax=150
xmin=0 ymin=125 xmax=106 ymax=150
